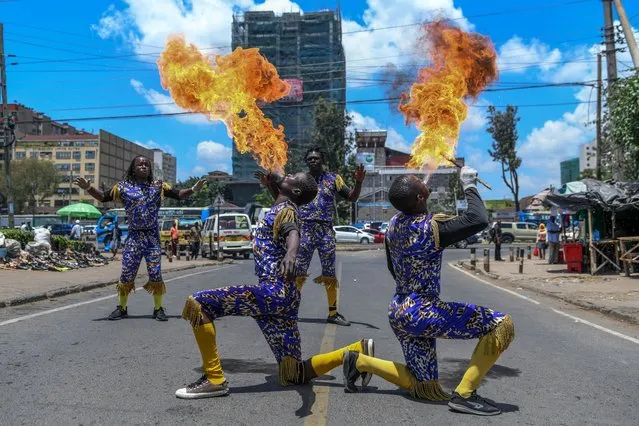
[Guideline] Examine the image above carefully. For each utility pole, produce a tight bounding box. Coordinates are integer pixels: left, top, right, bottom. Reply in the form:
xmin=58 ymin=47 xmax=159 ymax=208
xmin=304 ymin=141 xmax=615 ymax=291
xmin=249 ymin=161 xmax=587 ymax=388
xmin=603 ymin=0 xmax=618 ymax=84
xmin=613 ymin=0 xmax=639 ymax=68
xmin=596 ymin=53 xmax=603 ymax=180
xmin=0 ymin=23 xmax=15 ymax=228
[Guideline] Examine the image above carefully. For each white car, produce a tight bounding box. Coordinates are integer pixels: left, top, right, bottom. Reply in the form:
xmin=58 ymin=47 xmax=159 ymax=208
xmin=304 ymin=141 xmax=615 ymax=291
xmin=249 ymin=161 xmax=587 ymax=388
xmin=333 ymin=226 xmax=372 ymax=244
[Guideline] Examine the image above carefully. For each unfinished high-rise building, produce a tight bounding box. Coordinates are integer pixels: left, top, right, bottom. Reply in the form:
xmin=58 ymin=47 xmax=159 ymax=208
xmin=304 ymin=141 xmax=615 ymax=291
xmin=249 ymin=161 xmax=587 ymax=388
xmin=230 ymin=10 xmax=346 ymax=197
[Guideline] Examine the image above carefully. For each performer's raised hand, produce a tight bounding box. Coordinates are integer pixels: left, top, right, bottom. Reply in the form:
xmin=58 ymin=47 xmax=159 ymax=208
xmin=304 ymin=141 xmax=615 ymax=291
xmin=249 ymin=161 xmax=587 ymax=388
xmin=354 ymin=164 xmax=366 ymax=183
xmin=74 ymin=177 xmax=91 ymax=190
xmin=254 ymin=170 xmax=269 ymax=186
xmin=192 ymin=178 xmax=207 ymax=192
xmin=460 ymin=166 xmax=479 ymax=191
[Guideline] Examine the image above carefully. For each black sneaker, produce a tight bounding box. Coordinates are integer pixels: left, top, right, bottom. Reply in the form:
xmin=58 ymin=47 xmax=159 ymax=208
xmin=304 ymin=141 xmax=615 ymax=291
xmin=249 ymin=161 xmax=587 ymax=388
xmin=175 ymin=375 xmax=229 ymax=399
xmin=342 ymin=350 xmax=361 ymax=393
xmin=327 ymin=312 xmax=351 ymax=326
xmin=360 ymin=338 xmax=375 ymax=387
xmin=108 ymin=305 xmax=128 ymax=320
xmin=448 ymin=391 xmax=501 ymax=416
xmin=153 ymin=307 xmax=168 ymax=322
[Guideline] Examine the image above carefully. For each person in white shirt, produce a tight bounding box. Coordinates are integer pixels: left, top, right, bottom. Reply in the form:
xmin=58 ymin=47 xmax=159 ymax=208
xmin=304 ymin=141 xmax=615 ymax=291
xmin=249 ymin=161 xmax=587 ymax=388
xmin=70 ymin=220 xmax=83 ymax=240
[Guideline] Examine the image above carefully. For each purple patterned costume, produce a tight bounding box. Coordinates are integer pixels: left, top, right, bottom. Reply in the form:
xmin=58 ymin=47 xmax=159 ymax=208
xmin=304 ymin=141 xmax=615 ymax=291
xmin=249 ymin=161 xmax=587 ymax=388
xmin=103 ymin=180 xmax=180 ymax=296
xmin=186 ymin=201 xmax=303 ymax=367
xmin=296 ymin=171 xmax=348 ymax=286
xmin=386 ymin=212 xmax=507 ymax=384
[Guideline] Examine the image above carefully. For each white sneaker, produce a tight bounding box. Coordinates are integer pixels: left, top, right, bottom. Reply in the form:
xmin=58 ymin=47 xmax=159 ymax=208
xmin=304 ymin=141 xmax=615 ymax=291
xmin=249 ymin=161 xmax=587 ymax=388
xmin=175 ymin=375 xmax=229 ymax=399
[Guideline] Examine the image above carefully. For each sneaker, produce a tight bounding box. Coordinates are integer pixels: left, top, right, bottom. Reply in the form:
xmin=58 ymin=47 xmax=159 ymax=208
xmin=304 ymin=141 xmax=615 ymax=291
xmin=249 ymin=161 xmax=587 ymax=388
xmin=153 ymin=307 xmax=168 ymax=322
xmin=175 ymin=375 xmax=229 ymax=399
xmin=327 ymin=312 xmax=351 ymax=327
xmin=108 ymin=305 xmax=128 ymax=320
xmin=342 ymin=350 xmax=361 ymax=393
xmin=360 ymin=338 xmax=375 ymax=387
xmin=448 ymin=391 xmax=501 ymax=416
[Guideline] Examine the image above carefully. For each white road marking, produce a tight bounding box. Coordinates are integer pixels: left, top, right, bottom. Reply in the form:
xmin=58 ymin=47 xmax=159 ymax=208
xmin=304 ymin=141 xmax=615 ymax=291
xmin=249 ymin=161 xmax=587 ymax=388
xmin=551 ymin=309 xmax=639 ymax=345
xmin=448 ymin=262 xmax=541 ymax=305
xmin=0 ymin=265 xmax=234 ymax=327
xmin=447 ymin=262 xmax=639 ymax=345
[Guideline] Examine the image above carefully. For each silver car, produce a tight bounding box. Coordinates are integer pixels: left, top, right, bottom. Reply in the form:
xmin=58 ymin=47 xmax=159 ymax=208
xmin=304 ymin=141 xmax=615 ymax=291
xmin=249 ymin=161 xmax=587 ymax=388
xmin=333 ymin=226 xmax=372 ymax=244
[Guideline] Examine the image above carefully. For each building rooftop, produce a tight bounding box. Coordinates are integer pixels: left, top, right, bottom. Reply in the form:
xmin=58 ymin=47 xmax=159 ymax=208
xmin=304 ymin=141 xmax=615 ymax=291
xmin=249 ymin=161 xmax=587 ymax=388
xmin=20 ymin=133 xmax=98 ymax=141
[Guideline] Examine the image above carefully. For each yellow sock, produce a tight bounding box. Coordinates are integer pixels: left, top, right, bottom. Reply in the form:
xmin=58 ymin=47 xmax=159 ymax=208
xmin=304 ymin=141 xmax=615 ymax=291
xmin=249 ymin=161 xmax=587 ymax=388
xmin=310 ymin=340 xmax=363 ymax=377
xmin=355 ymin=353 xmax=412 ymax=390
xmin=153 ymin=293 xmax=163 ymax=310
xmin=325 ymin=284 xmax=338 ymax=316
xmin=192 ymin=322 xmax=226 ymax=385
xmin=455 ymin=315 xmax=515 ymax=398
xmin=118 ymin=294 xmax=128 ymax=309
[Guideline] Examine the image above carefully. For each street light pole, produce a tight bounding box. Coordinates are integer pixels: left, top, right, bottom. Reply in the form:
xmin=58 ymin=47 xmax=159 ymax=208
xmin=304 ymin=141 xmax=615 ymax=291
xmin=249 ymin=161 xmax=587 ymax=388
xmin=0 ymin=23 xmax=15 ymax=228
xmin=216 ymin=192 xmax=222 ymax=261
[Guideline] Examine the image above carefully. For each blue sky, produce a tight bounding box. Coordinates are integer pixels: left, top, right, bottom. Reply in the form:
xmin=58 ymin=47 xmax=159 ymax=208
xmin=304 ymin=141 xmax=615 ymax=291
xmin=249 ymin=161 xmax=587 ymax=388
xmin=3 ymin=0 xmax=638 ymax=199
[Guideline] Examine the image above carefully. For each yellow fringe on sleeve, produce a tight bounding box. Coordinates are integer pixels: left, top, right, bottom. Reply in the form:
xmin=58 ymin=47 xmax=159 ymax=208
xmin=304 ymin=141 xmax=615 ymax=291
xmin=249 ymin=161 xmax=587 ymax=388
xmin=110 ymin=184 xmax=121 ymax=203
xmin=474 ymin=315 xmax=515 ymax=357
xmin=273 ymin=207 xmax=298 ymax=240
xmin=430 ymin=213 xmax=456 ymax=249
xmin=335 ymin=174 xmax=346 ymax=192
xmin=313 ymin=275 xmax=339 ymax=289
xmin=409 ymin=377 xmax=451 ymax=401
xmin=181 ymin=295 xmax=203 ymax=329
xmin=116 ymin=281 xmax=135 ymax=296
xmin=143 ymin=281 xmax=166 ymax=295
xmin=279 ymin=356 xmax=302 ymax=386
xmin=161 ymin=182 xmax=172 ymax=200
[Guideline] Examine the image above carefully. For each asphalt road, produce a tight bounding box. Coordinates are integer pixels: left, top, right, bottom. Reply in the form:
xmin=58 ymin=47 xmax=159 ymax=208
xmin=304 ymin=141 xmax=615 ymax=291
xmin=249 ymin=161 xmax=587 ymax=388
xmin=1 ymin=249 xmax=639 ymax=425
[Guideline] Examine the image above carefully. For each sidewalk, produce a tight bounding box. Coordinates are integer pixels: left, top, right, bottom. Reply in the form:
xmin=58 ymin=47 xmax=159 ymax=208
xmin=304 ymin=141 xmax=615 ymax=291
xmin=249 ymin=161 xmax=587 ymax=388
xmin=0 ymin=257 xmax=231 ymax=308
xmin=459 ymin=253 xmax=639 ymax=324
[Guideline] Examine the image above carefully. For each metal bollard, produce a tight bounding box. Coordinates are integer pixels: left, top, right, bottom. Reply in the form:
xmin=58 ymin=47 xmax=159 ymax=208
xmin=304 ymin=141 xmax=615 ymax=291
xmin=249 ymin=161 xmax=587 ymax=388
xmin=520 ymin=248 xmax=525 ymax=260
xmin=527 ymin=245 xmax=532 ymax=260
xmin=519 ymin=257 xmax=524 ymax=274
xmin=166 ymin=241 xmax=172 ymax=263
xmin=509 ymin=247 xmax=515 ymax=262
xmin=470 ymin=248 xmax=476 ymax=270
xmin=483 ymin=248 xmax=490 ymax=273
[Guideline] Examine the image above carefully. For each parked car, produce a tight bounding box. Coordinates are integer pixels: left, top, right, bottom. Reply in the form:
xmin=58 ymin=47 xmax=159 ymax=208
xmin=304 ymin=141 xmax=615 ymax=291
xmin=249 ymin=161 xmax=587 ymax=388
xmin=362 ymin=228 xmax=385 ymax=244
xmin=334 ymin=226 xmax=372 ymax=244
xmin=48 ymin=223 xmax=73 ymax=236
xmin=369 ymin=221 xmax=384 ymax=230
xmin=82 ymin=225 xmax=96 ymax=235
xmin=201 ymin=213 xmax=253 ymax=259
xmin=452 ymin=232 xmax=481 ymax=249
xmin=493 ymin=221 xmax=539 ymax=244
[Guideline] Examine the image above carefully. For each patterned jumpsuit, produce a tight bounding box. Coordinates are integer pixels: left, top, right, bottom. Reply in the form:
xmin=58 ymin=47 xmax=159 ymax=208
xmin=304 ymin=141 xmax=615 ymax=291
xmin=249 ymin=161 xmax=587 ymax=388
xmin=296 ymin=171 xmax=350 ymax=288
xmin=103 ymin=180 xmax=180 ymax=297
xmin=385 ymin=210 xmax=510 ymax=398
xmin=183 ymin=201 xmax=304 ymax=383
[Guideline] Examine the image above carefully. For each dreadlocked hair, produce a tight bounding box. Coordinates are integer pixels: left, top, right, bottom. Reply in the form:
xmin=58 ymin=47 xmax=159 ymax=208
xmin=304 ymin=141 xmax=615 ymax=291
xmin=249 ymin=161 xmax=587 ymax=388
xmin=296 ymin=173 xmax=319 ymax=205
xmin=304 ymin=147 xmax=325 ymax=162
xmin=124 ymin=155 xmax=154 ymax=184
xmin=389 ymin=175 xmax=424 ymax=213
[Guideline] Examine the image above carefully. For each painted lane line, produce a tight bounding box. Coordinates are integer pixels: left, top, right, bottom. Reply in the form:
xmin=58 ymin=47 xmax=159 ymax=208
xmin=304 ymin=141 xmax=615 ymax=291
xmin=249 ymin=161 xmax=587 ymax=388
xmin=0 ymin=265 xmax=234 ymax=327
xmin=448 ymin=263 xmax=541 ymax=305
xmin=304 ymin=260 xmax=342 ymax=426
xmin=551 ymin=308 xmax=639 ymax=345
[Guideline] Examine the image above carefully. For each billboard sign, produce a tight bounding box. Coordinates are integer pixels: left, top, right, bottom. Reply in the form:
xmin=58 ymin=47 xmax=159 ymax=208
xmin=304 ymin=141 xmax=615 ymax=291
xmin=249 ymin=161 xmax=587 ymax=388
xmin=281 ymin=79 xmax=303 ymax=103
xmin=356 ymin=152 xmax=375 ymax=171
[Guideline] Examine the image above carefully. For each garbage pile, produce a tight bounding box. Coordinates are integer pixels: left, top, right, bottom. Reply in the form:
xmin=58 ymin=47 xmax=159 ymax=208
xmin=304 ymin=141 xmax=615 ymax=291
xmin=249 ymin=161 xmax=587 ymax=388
xmin=0 ymin=230 xmax=109 ymax=272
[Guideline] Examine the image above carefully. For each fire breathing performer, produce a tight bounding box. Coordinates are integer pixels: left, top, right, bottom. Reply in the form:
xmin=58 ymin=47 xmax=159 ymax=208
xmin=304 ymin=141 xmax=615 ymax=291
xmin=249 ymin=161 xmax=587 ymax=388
xmin=176 ymin=171 xmax=374 ymax=398
xmin=341 ymin=167 xmax=515 ymax=416
xmin=75 ymin=156 xmax=205 ymax=322
xmin=290 ymin=147 xmax=366 ymax=327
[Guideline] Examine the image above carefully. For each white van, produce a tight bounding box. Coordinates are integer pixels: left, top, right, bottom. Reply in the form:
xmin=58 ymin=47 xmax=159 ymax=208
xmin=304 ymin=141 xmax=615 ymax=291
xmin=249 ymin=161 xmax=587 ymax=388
xmin=201 ymin=213 xmax=253 ymax=259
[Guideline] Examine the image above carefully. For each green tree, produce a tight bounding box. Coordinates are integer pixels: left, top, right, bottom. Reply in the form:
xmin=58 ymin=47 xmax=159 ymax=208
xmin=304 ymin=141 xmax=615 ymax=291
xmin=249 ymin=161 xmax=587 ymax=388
xmin=309 ymin=98 xmax=357 ymax=224
xmin=487 ymin=105 xmax=522 ymax=212
xmin=0 ymin=158 xmax=60 ymax=214
xmin=603 ymin=72 xmax=639 ymax=180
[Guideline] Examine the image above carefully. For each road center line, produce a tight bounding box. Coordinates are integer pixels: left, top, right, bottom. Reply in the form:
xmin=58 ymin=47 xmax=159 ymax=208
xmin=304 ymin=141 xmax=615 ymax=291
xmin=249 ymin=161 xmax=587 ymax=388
xmin=303 ymin=261 xmax=341 ymax=426
xmin=448 ymin=262 xmax=541 ymax=305
xmin=0 ymin=265 xmax=235 ymax=327
xmin=551 ymin=308 xmax=639 ymax=345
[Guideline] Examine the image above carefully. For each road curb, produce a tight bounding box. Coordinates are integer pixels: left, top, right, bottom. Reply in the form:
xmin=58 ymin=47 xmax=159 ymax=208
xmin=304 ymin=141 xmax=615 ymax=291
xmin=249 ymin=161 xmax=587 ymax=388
xmin=0 ymin=261 xmax=231 ymax=309
xmin=457 ymin=260 xmax=639 ymax=325
xmin=336 ymin=245 xmax=383 ymax=252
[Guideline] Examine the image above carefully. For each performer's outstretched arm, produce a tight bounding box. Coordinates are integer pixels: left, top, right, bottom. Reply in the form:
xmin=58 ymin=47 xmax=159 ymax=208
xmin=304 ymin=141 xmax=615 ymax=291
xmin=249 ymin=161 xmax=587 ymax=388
xmin=337 ymin=165 xmax=366 ymax=201
xmin=74 ymin=177 xmax=108 ymax=202
xmin=164 ymin=179 xmax=206 ymax=200
xmin=437 ymin=167 xmax=489 ymax=248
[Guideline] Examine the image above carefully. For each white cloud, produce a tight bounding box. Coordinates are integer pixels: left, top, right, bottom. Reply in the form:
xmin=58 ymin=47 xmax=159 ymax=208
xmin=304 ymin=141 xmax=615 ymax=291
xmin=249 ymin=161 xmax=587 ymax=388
xmin=197 ymin=140 xmax=232 ymax=163
xmin=461 ymin=101 xmax=489 ymax=133
xmin=349 ymin=111 xmax=412 ymax=153
xmin=191 ymin=165 xmax=207 ymax=176
xmin=465 ymin=147 xmax=499 ymax=174
xmin=497 ymin=36 xmax=562 ymax=74
xmin=130 ymin=79 xmax=211 ymax=125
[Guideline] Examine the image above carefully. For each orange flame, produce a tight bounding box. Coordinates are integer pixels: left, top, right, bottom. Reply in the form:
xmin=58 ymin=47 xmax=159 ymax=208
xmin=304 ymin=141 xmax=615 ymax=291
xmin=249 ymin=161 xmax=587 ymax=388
xmin=157 ymin=35 xmax=290 ymax=172
xmin=399 ymin=21 xmax=498 ymax=171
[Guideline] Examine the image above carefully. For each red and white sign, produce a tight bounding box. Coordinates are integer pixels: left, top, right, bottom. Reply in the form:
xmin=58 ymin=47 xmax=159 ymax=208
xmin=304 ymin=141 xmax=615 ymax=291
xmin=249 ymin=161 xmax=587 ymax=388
xmin=281 ymin=79 xmax=303 ymax=103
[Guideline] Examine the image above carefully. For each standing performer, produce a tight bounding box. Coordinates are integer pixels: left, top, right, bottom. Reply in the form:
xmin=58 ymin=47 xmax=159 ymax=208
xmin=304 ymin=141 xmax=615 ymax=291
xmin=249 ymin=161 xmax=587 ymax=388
xmin=341 ymin=167 xmax=515 ymax=416
xmin=75 ymin=156 xmax=205 ymax=321
xmin=295 ymin=148 xmax=366 ymax=326
xmin=176 ymin=171 xmax=374 ymax=398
